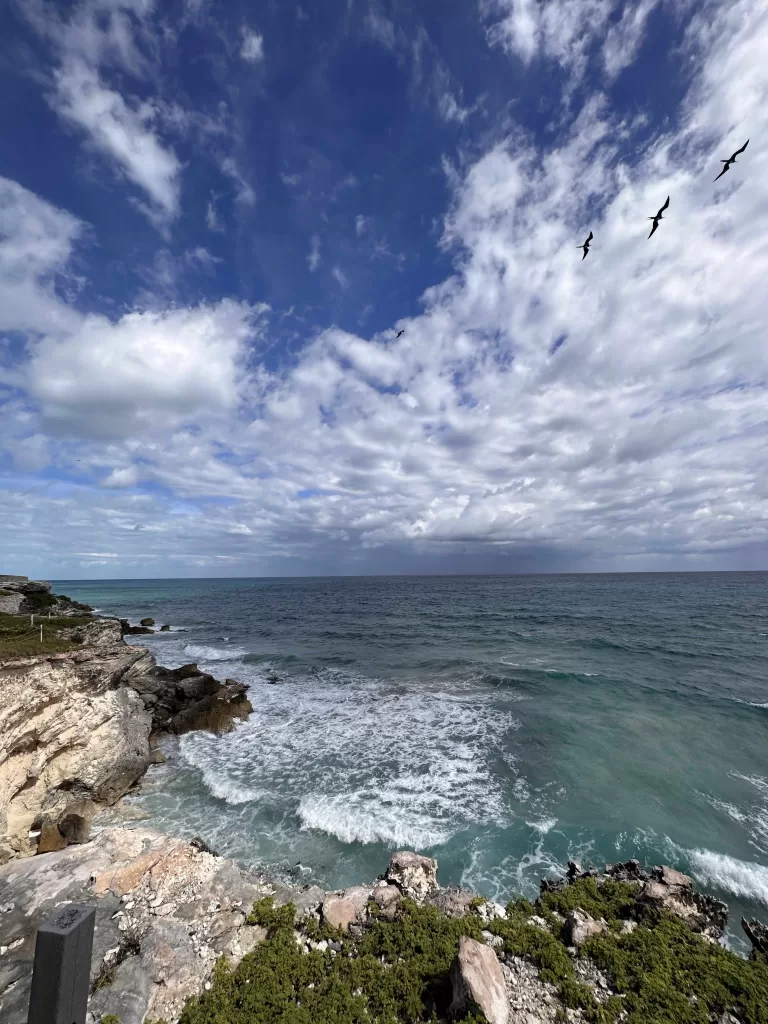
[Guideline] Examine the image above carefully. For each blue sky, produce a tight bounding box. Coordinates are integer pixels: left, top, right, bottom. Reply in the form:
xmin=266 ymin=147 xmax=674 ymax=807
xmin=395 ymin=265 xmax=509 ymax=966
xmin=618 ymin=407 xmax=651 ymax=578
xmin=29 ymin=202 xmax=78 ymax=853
xmin=1 ymin=0 xmax=767 ymax=579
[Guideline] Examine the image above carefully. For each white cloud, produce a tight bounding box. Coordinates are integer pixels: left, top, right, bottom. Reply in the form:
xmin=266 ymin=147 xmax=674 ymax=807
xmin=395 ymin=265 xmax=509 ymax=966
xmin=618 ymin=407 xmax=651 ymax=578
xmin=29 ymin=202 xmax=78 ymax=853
xmin=355 ymin=214 xmax=372 ymax=236
xmin=220 ymin=156 xmax=256 ymax=205
xmin=364 ymin=9 xmax=397 ymax=50
xmin=482 ymin=0 xmax=657 ymax=86
xmin=185 ymin=246 xmax=223 ymax=271
xmin=206 ymin=198 xmax=223 ymax=232
xmin=308 ymin=234 xmax=321 ymax=272
xmin=26 ymin=300 xmax=262 ymax=439
xmin=332 ymin=266 xmax=349 ymax=288
xmin=240 ymin=26 xmax=264 ymax=62
xmin=52 ymin=57 xmax=181 ymax=222
xmin=0 ymin=177 xmax=85 ymax=336
xmin=102 ymin=466 xmax=140 ymax=488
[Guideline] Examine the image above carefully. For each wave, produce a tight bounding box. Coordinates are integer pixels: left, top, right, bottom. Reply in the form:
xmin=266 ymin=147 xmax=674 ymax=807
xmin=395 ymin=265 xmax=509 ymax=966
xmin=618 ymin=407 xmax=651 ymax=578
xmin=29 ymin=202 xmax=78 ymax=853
xmin=683 ymin=848 xmax=768 ymax=907
xmin=182 ymin=643 xmax=247 ymax=662
xmin=297 ymin=792 xmax=452 ymax=848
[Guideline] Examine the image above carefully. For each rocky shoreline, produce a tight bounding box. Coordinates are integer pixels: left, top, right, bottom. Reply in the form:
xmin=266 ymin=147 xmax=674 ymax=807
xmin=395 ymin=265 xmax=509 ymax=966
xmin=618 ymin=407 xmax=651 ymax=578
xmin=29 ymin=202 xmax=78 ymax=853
xmin=1 ymin=577 xmax=767 ymax=1024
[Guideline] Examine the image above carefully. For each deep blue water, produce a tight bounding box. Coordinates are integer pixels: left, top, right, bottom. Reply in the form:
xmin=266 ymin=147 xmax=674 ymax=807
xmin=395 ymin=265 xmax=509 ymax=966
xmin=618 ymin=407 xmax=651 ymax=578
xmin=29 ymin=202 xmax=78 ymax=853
xmin=54 ymin=573 xmax=768 ymax=949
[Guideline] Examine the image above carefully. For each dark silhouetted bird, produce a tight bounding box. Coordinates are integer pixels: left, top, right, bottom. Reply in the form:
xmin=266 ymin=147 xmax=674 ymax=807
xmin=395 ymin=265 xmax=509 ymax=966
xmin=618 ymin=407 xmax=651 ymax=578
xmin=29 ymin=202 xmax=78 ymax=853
xmin=713 ymin=139 xmax=749 ymax=181
xmin=396 ymin=329 xmax=405 ymax=338
xmin=647 ymin=196 xmax=669 ymax=238
xmin=578 ymin=231 xmax=593 ymax=260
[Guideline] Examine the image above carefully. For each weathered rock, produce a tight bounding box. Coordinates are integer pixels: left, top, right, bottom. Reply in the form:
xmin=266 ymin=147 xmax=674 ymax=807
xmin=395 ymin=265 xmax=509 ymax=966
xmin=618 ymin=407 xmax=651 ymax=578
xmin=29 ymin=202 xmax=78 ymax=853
xmin=372 ymin=884 xmax=402 ymax=920
xmin=638 ymin=879 xmax=727 ymax=940
xmin=0 ymin=640 xmax=153 ymax=860
xmin=140 ymin=618 xmax=155 ymax=627
xmin=322 ymin=896 xmax=359 ymax=933
xmin=167 ymin=681 xmax=252 ymax=736
xmin=742 ymin=917 xmax=768 ymax=956
xmin=160 ymin=624 xmax=171 ymax=631
xmin=424 ymin=885 xmax=477 ymax=918
xmin=564 ymin=909 xmax=607 ymax=946
xmin=450 ymin=935 xmax=509 ymax=1024
xmin=605 ymin=859 xmax=649 ymax=882
xmin=652 ymin=865 xmax=693 ymax=888
xmin=0 ymin=828 xmax=272 ymax=1024
xmin=385 ymin=850 xmax=438 ymax=901
xmin=0 ymin=590 xmax=23 ymax=615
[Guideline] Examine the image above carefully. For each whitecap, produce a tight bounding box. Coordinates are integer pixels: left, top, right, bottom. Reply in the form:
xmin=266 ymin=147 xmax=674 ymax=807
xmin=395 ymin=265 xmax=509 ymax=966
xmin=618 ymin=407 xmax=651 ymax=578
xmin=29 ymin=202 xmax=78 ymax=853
xmin=684 ymin=848 xmax=768 ymax=907
xmin=525 ymin=817 xmax=558 ymax=835
xmin=182 ymin=643 xmax=247 ymax=662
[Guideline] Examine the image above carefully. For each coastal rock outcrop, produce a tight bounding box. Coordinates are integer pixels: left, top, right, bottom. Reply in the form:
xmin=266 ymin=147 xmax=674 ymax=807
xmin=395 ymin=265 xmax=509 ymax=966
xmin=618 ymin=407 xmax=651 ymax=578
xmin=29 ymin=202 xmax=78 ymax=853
xmin=0 ymin=609 xmax=252 ymax=862
xmin=384 ymin=850 xmax=439 ymax=901
xmin=0 ymin=576 xmax=93 ymax=617
xmin=0 ymin=827 xmax=274 ymax=1024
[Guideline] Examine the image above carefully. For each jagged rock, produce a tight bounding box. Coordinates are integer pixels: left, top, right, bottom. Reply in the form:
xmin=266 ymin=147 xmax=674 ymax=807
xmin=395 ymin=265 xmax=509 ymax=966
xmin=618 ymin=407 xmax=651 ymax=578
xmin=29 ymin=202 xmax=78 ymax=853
xmin=606 ymin=859 xmax=649 ymax=882
xmin=450 ymin=935 xmax=509 ymax=1024
xmin=167 ymin=681 xmax=252 ymax=736
xmin=0 ymin=590 xmax=24 ymax=615
xmin=742 ymin=917 xmax=768 ymax=956
xmin=476 ymin=900 xmax=508 ymax=924
xmin=121 ymin=620 xmax=154 ymax=635
xmin=0 ymin=828 xmax=271 ymax=1024
xmin=160 ymin=624 xmax=171 ymax=631
xmin=564 ymin=909 xmax=607 ymax=946
xmin=385 ymin=850 xmax=438 ymax=901
xmin=140 ymin=618 xmax=155 ymax=627
xmin=638 ymin=879 xmax=727 ymax=940
xmin=424 ymin=885 xmax=477 ymax=918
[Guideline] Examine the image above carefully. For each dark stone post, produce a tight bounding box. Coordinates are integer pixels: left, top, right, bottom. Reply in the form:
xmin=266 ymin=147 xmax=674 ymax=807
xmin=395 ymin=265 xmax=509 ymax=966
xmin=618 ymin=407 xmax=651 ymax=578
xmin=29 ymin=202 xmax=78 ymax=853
xmin=27 ymin=904 xmax=96 ymax=1024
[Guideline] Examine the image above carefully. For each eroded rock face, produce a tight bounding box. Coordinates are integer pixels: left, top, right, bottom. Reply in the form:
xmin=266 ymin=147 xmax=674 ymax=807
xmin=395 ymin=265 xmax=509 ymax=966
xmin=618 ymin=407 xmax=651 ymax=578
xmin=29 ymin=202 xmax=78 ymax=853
xmin=385 ymin=850 xmax=439 ymax=902
xmin=0 ymin=641 xmax=154 ymax=862
xmin=0 ymin=827 xmax=274 ymax=1024
xmin=424 ymin=885 xmax=477 ymax=918
xmin=742 ymin=917 xmax=768 ymax=956
xmin=450 ymin=935 xmax=509 ymax=1024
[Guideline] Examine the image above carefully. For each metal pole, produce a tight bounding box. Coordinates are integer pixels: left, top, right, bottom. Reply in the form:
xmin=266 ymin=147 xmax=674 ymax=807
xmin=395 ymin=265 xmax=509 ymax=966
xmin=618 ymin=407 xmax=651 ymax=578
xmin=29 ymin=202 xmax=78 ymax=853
xmin=27 ymin=904 xmax=96 ymax=1024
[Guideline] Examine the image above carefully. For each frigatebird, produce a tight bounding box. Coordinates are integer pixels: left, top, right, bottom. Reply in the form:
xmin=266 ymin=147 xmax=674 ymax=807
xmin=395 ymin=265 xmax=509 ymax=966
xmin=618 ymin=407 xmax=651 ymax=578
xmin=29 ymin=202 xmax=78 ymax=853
xmin=647 ymin=196 xmax=669 ymax=238
xmin=578 ymin=231 xmax=593 ymax=260
xmin=396 ymin=329 xmax=405 ymax=338
xmin=714 ymin=139 xmax=749 ymax=181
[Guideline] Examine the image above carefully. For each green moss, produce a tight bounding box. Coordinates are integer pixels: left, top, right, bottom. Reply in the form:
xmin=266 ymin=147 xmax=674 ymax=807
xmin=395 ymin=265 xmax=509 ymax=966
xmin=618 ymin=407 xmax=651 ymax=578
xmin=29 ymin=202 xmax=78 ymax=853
xmin=101 ymin=1016 xmax=120 ymax=1024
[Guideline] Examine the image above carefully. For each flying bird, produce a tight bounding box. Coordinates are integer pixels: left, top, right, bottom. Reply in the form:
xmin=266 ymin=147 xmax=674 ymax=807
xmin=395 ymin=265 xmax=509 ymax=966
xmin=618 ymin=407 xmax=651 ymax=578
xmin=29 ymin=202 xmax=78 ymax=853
xmin=647 ymin=196 xmax=669 ymax=239
xmin=713 ymin=139 xmax=749 ymax=181
xmin=578 ymin=231 xmax=593 ymax=260
xmin=396 ymin=329 xmax=405 ymax=338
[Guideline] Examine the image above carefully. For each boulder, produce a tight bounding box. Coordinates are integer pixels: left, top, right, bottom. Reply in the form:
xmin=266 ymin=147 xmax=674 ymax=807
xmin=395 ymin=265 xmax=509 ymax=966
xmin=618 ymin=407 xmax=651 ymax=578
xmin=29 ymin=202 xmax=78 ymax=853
xmin=372 ymin=884 xmax=402 ymax=920
xmin=742 ymin=917 xmax=768 ymax=957
xmin=424 ymin=885 xmax=477 ymax=918
xmin=322 ymin=896 xmax=359 ymax=934
xmin=385 ymin=850 xmax=438 ymax=901
xmin=160 ymin=624 xmax=171 ymax=632
xmin=0 ymin=590 xmax=24 ymax=615
xmin=450 ymin=935 xmax=509 ymax=1024
xmin=564 ymin=909 xmax=607 ymax=946
xmin=140 ymin=618 xmax=155 ymax=627
xmin=167 ymin=682 xmax=252 ymax=736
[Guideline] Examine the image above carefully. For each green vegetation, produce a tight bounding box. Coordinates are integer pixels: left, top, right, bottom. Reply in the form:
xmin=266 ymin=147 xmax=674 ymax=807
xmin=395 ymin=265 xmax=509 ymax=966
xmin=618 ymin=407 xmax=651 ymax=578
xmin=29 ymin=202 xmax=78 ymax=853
xmin=176 ymin=878 xmax=768 ymax=1024
xmin=0 ymin=611 xmax=94 ymax=659
xmin=101 ymin=1016 xmax=121 ymax=1024
xmin=179 ymin=896 xmax=486 ymax=1024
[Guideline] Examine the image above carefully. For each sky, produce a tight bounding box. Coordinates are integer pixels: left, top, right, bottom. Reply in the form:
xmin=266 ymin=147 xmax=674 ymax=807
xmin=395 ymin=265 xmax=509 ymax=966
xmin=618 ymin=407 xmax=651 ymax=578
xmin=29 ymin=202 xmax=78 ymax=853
xmin=0 ymin=0 xmax=767 ymax=580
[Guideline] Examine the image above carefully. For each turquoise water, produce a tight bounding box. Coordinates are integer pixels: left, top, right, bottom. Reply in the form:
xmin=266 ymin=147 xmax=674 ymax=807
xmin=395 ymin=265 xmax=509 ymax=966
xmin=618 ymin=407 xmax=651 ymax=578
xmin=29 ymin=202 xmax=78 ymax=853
xmin=55 ymin=573 xmax=768 ymax=949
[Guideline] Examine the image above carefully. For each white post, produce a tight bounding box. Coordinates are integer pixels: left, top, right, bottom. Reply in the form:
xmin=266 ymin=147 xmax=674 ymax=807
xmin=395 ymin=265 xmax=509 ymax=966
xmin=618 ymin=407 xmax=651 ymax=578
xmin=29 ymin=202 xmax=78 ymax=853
xmin=31 ymin=614 xmax=34 ymax=626
xmin=40 ymin=624 xmax=43 ymax=642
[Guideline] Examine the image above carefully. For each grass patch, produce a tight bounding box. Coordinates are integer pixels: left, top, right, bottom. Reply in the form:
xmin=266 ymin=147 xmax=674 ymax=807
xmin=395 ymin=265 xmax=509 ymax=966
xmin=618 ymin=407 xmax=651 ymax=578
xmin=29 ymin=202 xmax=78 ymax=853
xmin=541 ymin=877 xmax=639 ymax=927
xmin=0 ymin=612 xmax=95 ymax=659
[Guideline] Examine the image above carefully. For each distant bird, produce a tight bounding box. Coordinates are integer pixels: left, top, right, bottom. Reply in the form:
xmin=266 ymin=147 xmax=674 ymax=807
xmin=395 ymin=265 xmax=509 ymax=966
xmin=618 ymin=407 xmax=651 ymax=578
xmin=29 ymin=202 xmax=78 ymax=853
xmin=713 ymin=139 xmax=749 ymax=181
xmin=578 ymin=231 xmax=593 ymax=260
xmin=396 ymin=329 xmax=405 ymax=338
xmin=647 ymin=196 xmax=669 ymax=239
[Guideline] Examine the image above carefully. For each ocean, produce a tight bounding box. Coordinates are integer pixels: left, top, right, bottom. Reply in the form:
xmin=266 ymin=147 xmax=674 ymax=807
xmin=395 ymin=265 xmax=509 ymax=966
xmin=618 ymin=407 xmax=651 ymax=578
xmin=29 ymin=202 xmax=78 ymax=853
xmin=54 ymin=572 xmax=768 ymax=952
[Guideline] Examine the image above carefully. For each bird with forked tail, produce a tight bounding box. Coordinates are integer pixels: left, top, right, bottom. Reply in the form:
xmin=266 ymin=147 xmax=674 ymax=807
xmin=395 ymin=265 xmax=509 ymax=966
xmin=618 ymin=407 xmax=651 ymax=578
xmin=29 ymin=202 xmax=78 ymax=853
xmin=578 ymin=231 xmax=593 ymax=260
xmin=647 ymin=196 xmax=669 ymax=238
xmin=714 ymin=139 xmax=749 ymax=181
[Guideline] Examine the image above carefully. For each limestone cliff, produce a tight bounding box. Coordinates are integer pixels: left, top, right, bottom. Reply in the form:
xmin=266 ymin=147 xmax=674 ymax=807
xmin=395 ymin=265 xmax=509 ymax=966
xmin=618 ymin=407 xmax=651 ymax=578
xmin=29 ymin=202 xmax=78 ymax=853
xmin=0 ymin=612 xmax=252 ymax=864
